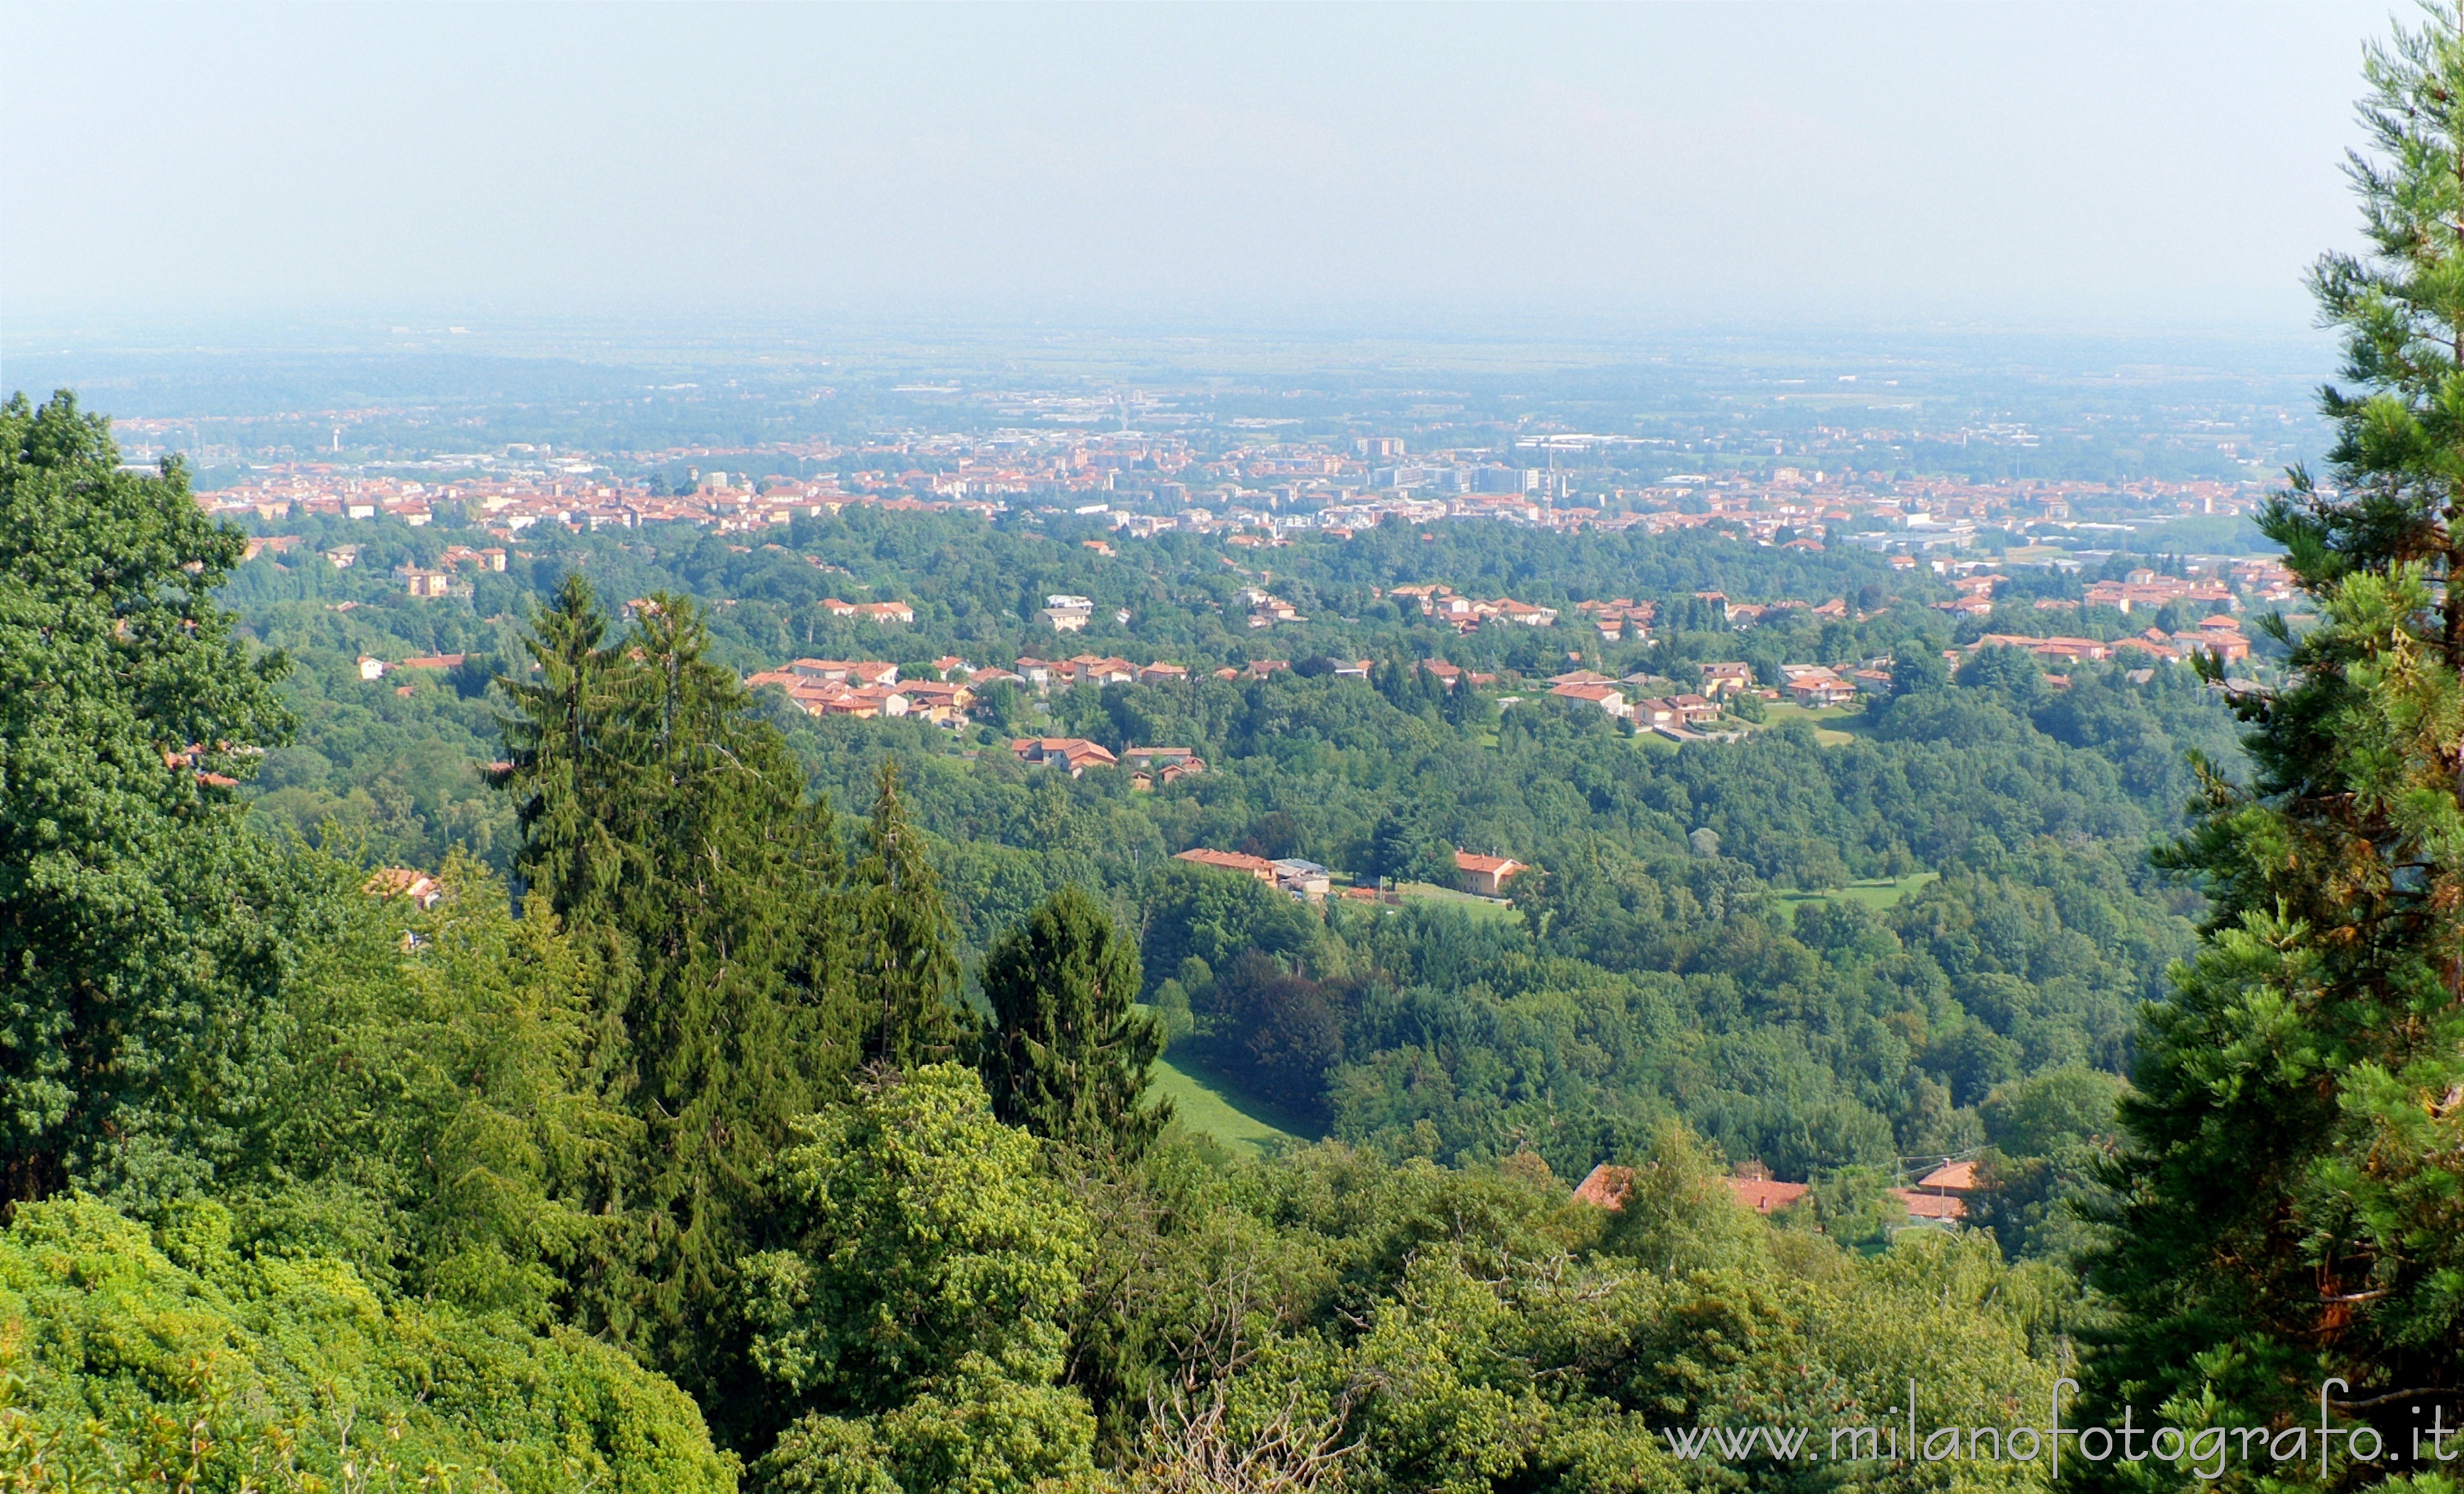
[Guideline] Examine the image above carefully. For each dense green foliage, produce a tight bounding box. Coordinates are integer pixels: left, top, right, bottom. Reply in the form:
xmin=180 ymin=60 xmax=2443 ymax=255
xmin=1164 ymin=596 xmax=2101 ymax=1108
xmin=0 ymin=391 xmax=296 ymax=1206
xmin=0 ymin=1196 xmax=732 ymax=1493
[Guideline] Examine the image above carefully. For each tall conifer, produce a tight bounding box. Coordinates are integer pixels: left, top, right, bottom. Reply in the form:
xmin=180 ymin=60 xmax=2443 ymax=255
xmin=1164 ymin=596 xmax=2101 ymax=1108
xmin=849 ymin=760 xmax=960 ymax=1067
xmin=495 ymin=588 xmax=860 ymax=1364
xmin=2085 ymin=12 xmax=2464 ymax=1470
xmin=977 ymin=885 xmax=1170 ymax=1158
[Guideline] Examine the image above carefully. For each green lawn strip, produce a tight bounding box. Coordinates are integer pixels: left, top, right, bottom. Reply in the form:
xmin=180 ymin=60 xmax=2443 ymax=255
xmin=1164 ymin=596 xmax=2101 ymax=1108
xmin=1774 ymin=872 xmax=1940 ymax=912
xmin=1759 ymin=702 xmax=1874 ymax=745
xmin=1148 ymin=1053 xmax=1310 ymax=1157
xmin=1390 ymin=881 xmax=1523 ymax=922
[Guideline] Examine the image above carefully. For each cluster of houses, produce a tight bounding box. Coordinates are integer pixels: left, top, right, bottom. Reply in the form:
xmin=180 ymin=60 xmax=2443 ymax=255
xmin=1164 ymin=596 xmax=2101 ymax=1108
xmin=1173 ymin=848 xmax=1332 ymax=899
xmin=1233 ymin=587 xmax=1308 ymax=628
xmin=237 ymin=537 xmax=507 ymax=598
xmin=1937 ymin=567 xmax=2261 ymax=632
xmin=729 ymin=608 xmax=2250 ymax=747
xmin=1388 ymin=583 xmax=1559 ymax=631
xmin=815 ymin=596 xmax=917 ymax=624
xmin=1574 ymin=1156 xmax=1979 ymax=1227
xmin=1013 ymin=655 xmax=1192 ymax=691
xmin=738 ymin=651 xmax=1217 ymax=727
xmin=741 ymin=658 xmax=956 ymax=721
xmin=389 ymin=542 xmax=513 ymax=598
xmin=1963 ymin=612 xmax=2250 ymax=670
xmin=1717 ymin=595 xmax=1852 ymax=628
xmin=1541 ymin=666 xmax=1735 ymax=737
xmin=1008 ymin=739 xmax=1208 ymax=791
xmin=2080 ymin=567 xmax=2243 ymax=615
xmin=1533 ymin=654 xmax=1948 ymax=728
xmin=1573 ymin=597 xmax=1658 ymax=642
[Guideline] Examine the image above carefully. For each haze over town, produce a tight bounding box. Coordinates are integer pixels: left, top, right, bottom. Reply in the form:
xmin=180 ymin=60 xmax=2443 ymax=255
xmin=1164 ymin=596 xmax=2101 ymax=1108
xmin=0 ymin=1 xmax=2399 ymax=336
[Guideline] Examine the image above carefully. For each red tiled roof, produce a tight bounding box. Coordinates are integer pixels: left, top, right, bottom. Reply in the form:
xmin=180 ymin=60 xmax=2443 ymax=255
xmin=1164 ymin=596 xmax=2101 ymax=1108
xmin=1173 ymin=848 xmax=1276 ymax=878
xmin=1570 ymin=1163 xmax=1812 ymax=1216
xmin=1572 ymin=1163 xmax=1634 ymax=1209
xmin=1892 ymin=1188 xmax=1966 ymax=1221
xmin=1915 ymin=1159 xmax=1979 ymax=1192
xmin=1728 ymin=1177 xmax=1810 ymax=1213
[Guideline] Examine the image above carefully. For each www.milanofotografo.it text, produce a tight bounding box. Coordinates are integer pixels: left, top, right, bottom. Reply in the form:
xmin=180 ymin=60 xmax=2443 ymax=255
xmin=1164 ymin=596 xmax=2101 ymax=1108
xmin=1660 ymin=1379 xmax=2462 ymax=1481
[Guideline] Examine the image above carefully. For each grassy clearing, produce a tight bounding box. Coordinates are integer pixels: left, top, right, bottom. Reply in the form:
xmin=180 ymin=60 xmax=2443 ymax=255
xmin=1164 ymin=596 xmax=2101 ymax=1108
xmin=1149 ymin=1054 xmax=1310 ymax=1158
xmin=1775 ymin=872 xmax=1940 ymax=912
xmin=1391 ymin=881 xmax=1524 ymax=923
xmin=1759 ymin=702 xmax=1873 ymax=746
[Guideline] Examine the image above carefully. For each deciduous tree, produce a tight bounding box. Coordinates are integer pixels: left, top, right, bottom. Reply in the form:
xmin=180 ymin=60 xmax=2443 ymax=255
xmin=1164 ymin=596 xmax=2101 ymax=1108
xmin=0 ymin=391 xmax=294 ymax=1205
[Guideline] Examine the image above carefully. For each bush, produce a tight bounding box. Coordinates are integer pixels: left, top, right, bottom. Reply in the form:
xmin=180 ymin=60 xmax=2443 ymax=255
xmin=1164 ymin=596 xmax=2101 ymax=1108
xmin=0 ymin=1196 xmax=734 ymax=1493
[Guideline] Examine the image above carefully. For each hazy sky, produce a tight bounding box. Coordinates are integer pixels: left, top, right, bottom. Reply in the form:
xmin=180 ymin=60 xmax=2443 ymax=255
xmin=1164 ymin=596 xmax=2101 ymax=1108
xmin=0 ymin=2 xmax=2401 ymax=337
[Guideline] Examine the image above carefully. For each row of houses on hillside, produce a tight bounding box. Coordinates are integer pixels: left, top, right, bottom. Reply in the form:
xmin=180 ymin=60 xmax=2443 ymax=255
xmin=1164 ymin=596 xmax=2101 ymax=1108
xmin=2081 ymin=569 xmax=2239 ymax=615
xmin=1964 ymin=614 xmax=2250 ymax=668
xmin=1171 ymin=845 xmax=1526 ymax=902
xmin=739 ymin=657 xmax=971 ymax=724
xmin=1008 ymin=739 xmax=1209 ymax=789
xmin=1013 ymin=654 xmax=1192 ymax=691
xmin=1573 ymin=597 xmax=1656 ymax=641
xmin=1544 ymin=668 xmax=1732 ymax=728
xmin=818 ymin=596 xmax=915 ymax=623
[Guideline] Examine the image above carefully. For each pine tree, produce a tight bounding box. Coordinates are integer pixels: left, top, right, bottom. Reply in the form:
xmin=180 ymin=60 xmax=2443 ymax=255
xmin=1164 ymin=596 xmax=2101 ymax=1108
xmin=2083 ymin=13 xmax=2464 ymax=1472
xmin=849 ymin=760 xmax=960 ymax=1068
xmin=976 ymin=885 xmax=1170 ymax=1158
xmin=0 ymin=391 xmax=295 ymax=1205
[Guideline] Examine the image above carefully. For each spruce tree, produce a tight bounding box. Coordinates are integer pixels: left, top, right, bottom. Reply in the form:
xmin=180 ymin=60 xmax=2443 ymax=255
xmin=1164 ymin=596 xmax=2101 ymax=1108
xmin=977 ymin=885 xmax=1170 ymax=1158
xmin=496 ymin=572 xmax=633 ymax=930
xmin=605 ymin=596 xmax=859 ymax=1335
xmin=495 ymin=588 xmax=859 ymax=1364
xmin=2083 ymin=12 xmax=2464 ymax=1472
xmin=849 ymin=760 xmax=960 ymax=1067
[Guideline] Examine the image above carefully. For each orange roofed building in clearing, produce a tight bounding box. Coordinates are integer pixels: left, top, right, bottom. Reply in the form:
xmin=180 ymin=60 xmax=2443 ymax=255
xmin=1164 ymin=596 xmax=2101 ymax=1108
xmin=1172 ymin=848 xmax=1276 ymax=882
xmin=1454 ymin=851 xmax=1526 ymax=897
xmin=364 ymin=867 xmax=444 ymax=909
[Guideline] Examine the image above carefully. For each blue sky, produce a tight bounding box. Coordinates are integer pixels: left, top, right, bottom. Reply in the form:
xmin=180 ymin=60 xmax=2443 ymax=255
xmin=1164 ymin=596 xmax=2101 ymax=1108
xmin=0 ymin=2 xmax=2397 ymax=335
